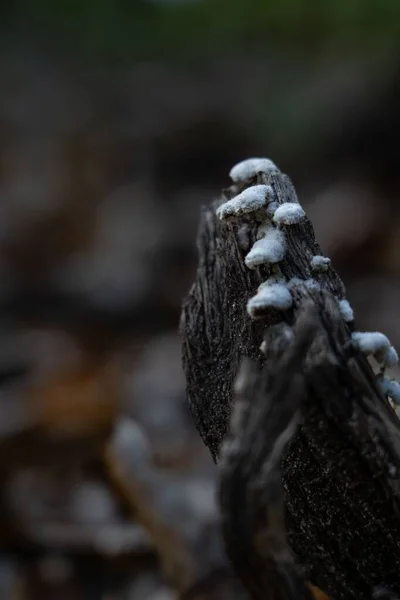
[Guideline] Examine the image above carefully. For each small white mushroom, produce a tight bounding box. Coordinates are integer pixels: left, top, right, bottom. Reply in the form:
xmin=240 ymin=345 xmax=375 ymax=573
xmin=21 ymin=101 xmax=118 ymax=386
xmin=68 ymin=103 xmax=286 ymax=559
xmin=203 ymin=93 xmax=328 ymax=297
xmin=338 ymin=299 xmax=354 ymax=322
xmin=378 ymin=377 xmax=400 ymax=405
xmin=273 ymin=203 xmax=306 ymax=226
xmin=352 ymin=331 xmax=390 ymax=355
xmin=247 ymin=283 xmax=293 ymax=318
xmin=352 ymin=331 xmax=398 ymax=367
xmin=216 ymin=185 xmax=274 ymax=220
xmin=245 ymin=228 xmax=286 ymax=268
xmin=311 ymin=255 xmax=331 ymax=273
xmin=229 ymin=158 xmax=279 ymax=182
xmin=378 ymin=346 xmax=399 ymax=368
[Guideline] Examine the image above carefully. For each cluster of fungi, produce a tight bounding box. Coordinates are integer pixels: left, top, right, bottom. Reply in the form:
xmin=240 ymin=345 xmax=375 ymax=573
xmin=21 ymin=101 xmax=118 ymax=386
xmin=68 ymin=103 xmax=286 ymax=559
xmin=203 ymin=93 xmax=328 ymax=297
xmin=181 ymin=157 xmax=400 ymax=600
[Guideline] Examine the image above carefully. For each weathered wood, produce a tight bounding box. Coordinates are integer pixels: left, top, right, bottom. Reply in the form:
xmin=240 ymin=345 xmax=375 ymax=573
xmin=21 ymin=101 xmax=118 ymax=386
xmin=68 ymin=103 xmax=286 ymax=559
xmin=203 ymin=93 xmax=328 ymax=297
xmin=181 ymin=164 xmax=400 ymax=600
xmin=219 ymin=313 xmax=317 ymax=600
xmin=181 ymin=171 xmax=346 ymax=461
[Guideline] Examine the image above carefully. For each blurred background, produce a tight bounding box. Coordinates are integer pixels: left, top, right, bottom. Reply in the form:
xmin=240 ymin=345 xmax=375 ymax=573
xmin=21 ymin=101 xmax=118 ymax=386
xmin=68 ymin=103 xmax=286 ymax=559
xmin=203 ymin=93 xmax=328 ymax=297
xmin=0 ymin=0 xmax=399 ymax=598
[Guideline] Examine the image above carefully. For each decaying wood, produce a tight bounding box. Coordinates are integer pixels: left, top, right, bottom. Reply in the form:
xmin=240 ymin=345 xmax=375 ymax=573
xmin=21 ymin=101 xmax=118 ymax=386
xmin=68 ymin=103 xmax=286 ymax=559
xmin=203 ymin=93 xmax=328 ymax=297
xmin=181 ymin=172 xmax=346 ymax=461
xmin=219 ymin=313 xmax=317 ymax=600
xmin=181 ymin=164 xmax=400 ymax=600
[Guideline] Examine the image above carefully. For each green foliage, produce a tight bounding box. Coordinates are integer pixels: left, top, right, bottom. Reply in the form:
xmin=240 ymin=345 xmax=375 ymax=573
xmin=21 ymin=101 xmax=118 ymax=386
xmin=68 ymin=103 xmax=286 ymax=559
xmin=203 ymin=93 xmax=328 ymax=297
xmin=1 ymin=0 xmax=400 ymax=63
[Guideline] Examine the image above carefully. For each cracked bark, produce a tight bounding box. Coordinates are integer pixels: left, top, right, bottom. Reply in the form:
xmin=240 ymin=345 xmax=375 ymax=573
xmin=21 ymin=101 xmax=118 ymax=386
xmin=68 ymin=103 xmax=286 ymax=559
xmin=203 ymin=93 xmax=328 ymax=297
xmin=181 ymin=166 xmax=400 ymax=600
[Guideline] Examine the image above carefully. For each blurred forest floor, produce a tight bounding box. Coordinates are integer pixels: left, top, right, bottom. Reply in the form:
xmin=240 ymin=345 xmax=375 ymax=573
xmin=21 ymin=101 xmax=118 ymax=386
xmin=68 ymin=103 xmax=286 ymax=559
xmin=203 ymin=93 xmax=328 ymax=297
xmin=0 ymin=2 xmax=400 ymax=598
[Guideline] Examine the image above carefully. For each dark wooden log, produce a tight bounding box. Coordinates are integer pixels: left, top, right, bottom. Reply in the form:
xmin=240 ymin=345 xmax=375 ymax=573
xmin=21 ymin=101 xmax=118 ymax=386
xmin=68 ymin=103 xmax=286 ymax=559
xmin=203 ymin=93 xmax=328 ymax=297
xmin=181 ymin=162 xmax=400 ymax=600
xmin=181 ymin=171 xmax=346 ymax=461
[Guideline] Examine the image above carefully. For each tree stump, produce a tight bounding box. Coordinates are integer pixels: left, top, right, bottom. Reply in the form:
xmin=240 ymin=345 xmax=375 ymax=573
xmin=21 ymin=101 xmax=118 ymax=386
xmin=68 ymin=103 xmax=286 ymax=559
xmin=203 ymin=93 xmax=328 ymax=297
xmin=181 ymin=158 xmax=400 ymax=600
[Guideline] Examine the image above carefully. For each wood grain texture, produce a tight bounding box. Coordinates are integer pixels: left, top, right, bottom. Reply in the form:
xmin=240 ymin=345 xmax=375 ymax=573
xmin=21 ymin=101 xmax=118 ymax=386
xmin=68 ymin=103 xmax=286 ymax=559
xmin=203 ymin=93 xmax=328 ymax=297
xmin=181 ymin=166 xmax=400 ymax=599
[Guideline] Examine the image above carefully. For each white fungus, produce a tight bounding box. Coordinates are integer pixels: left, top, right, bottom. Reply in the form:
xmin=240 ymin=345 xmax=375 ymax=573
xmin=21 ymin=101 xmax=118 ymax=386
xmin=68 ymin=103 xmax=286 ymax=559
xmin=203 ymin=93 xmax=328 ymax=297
xmin=311 ymin=255 xmax=331 ymax=272
xmin=245 ymin=228 xmax=286 ymax=268
xmin=352 ymin=331 xmax=390 ymax=355
xmin=378 ymin=345 xmax=399 ymax=368
xmin=378 ymin=377 xmax=400 ymax=405
xmin=216 ymin=185 xmax=274 ymax=220
xmin=352 ymin=331 xmax=398 ymax=367
xmin=229 ymin=158 xmax=279 ymax=182
xmin=338 ymin=299 xmax=354 ymax=322
xmin=272 ymin=203 xmax=306 ymax=226
xmin=247 ymin=283 xmax=293 ymax=318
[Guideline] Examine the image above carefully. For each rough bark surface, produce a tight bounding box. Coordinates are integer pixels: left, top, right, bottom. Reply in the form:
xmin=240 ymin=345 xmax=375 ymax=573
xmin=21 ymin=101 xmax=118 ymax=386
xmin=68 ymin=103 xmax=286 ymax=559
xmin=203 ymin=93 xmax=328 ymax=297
xmin=181 ymin=172 xmax=346 ymax=461
xmin=181 ymin=166 xmax=400 ymax=600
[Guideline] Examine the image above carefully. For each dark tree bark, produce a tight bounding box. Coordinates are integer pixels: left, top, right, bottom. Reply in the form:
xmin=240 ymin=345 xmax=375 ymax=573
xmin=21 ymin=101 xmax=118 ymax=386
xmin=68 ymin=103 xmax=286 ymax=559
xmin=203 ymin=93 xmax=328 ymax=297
xmin=181 ymin=164 xmax=400 ymax=600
